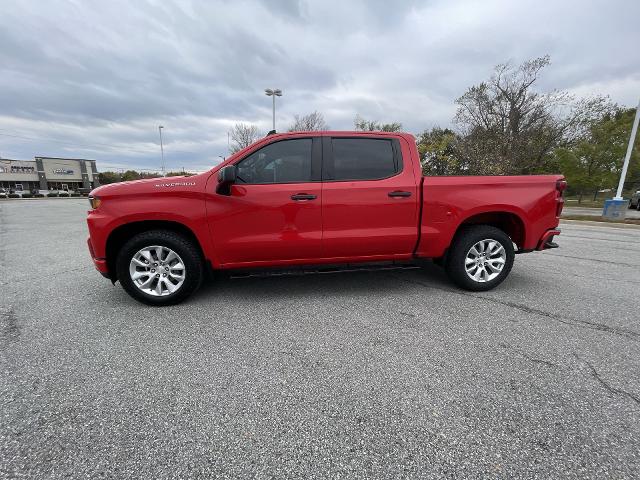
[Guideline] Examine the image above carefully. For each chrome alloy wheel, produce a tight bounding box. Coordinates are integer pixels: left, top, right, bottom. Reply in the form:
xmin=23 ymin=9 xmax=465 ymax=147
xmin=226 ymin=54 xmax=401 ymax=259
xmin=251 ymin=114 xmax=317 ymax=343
xmin=464 ymin=238 xmax=507 ymax=283
xmin=129 ymin=245 xmax=186 ymax=296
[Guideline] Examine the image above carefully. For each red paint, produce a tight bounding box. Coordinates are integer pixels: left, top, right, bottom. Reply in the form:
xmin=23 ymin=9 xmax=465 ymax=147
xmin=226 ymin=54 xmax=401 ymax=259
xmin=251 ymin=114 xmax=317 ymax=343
xmin=87 ymin=131 xmax=563 ymax=276
xmin=207 ymin=182 xmax=323 ymax=265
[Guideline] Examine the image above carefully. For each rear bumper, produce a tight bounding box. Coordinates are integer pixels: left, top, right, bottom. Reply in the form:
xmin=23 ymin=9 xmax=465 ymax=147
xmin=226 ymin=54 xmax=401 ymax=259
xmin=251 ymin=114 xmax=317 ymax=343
xmin=536 ymin=229 xmax=561 ymax=250
xmin=87 ymin=236 xmax=110 ymax=278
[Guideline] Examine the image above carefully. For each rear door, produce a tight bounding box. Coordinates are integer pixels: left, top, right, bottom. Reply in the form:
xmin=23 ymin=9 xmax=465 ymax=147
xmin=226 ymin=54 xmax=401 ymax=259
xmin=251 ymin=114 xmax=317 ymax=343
xmin=321 ymin=135 xmax=419 ymax=259
xmin=208 ymin=137 xmax=323 ymax=266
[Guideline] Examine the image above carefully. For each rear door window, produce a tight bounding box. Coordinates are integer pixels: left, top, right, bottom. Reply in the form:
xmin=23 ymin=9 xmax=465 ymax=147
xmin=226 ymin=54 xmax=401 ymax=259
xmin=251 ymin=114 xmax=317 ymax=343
xmin=330 ymin=138 xmax=398 ymax=181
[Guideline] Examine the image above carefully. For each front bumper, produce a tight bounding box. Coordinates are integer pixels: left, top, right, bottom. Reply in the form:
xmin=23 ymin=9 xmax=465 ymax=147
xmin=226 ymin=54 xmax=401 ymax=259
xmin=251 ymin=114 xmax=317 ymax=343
xmin=87 ymin=236 xmax=109 ymax=278
xmin=536 ymin=229 xmax=561 ymax=250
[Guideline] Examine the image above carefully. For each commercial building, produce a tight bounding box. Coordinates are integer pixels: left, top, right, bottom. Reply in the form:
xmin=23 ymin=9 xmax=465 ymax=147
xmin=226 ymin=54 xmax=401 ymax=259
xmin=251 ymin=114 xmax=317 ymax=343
xmin=0 ymin=157 xmax=100 ymax=192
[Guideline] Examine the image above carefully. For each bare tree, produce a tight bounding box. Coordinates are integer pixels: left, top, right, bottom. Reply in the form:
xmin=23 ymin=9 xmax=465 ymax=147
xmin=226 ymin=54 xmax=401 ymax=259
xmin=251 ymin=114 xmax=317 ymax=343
xmin=354 ymin=114 xmax=402 ymax=132
xmin=229 ymin=123 xmax=260 ymax=154
xmin=454 ymin=55 xmax=612 ymax=174
xmin=288 ymin=111 xmax=329 ymax=131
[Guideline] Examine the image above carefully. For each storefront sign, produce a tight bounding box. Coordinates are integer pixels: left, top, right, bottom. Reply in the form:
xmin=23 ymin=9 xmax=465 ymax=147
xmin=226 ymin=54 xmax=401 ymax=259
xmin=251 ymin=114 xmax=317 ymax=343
xmin=0 ymin=160 xmax=36 ymax=174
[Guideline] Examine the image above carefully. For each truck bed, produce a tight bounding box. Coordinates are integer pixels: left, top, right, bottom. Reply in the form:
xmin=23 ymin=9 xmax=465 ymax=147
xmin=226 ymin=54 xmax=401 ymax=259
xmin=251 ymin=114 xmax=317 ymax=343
xmin=416 ymin=175 xmax=564 ymax=258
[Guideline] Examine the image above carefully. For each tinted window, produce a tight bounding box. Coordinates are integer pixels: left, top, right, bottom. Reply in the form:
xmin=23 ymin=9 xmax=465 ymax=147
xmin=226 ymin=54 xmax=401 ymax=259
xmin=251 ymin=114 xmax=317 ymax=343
xmin=236 ymin=139 xmax=312 ymax=184
xmin=331 ymin=138 xmax=397 ymax=181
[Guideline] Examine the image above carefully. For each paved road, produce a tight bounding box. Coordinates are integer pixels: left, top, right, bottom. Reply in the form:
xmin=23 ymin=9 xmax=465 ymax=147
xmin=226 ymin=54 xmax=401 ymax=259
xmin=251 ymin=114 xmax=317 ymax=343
xmin=1 ymin=199 xmax=639 ymax=479
xmin=564 ymin=205 xmax=640 ymax=219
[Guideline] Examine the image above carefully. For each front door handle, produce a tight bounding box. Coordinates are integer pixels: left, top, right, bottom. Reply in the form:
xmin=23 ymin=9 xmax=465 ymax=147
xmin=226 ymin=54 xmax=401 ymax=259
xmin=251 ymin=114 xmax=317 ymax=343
xmin=291 ymin=193 xmax=317 ymax=201
xmin=388 ymin=190 xmax=412 ymax=198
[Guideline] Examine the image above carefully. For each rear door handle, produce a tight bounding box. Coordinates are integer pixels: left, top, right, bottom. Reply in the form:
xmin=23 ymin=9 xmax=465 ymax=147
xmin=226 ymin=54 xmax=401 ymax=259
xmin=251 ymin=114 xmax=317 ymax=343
xmin=388 ymin=190 xmax=412 ymax=198
xmin=291 ymin=193 xmax=317 ymax=201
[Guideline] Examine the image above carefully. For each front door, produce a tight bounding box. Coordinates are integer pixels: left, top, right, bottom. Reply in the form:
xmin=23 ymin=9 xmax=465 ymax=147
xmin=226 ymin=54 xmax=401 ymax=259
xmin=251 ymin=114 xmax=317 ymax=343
xmin=321 ymin=136 xmax=419 ymax=259
xmin=208 ymin=137 xmax=323 ymax=267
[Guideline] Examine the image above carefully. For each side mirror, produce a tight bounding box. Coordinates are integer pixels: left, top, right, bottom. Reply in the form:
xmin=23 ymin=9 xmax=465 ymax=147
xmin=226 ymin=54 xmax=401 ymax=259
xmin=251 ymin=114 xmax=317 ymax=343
xmin=216 ymin=165 xmax=237 ymax=195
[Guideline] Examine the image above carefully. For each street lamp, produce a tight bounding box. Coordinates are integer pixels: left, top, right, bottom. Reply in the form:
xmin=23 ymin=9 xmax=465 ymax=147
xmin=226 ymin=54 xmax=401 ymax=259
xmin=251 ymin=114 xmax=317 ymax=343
xmin=264 ymin=88 xmax=282 ymax=131
xmin=158 ymin=125 xmax=165 ymax=176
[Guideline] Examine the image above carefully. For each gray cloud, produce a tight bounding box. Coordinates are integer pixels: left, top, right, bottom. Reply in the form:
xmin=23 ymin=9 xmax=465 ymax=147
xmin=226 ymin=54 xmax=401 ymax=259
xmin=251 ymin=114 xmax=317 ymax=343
xmin=0 ymin=0 xmax=638 ymax=171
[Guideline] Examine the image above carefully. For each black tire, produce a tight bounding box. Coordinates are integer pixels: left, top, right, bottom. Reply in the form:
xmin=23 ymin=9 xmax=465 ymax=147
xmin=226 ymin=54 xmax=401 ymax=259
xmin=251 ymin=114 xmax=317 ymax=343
xmin=444 ymin=225 xmax=515 ymax=292
xmin=116 ymin=230 xmax=203 ymax=306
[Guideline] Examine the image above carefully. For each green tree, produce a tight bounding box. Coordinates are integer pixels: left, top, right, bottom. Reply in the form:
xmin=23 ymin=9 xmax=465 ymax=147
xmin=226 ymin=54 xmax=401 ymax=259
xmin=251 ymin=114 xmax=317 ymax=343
xmin=121 ymin=170 xmax=141 ymax=181
xmin=417 ymin=127 xmax=465 ymax=175
xmin=354 ymin=114 xmax=402 ymax=132
xmin=97 ymin=171 xmax=121 ymax=184
xmin=139 ymin=171 xmax=161 ymax=179
xmin=555 ymin=107 xmax=640 ymax=202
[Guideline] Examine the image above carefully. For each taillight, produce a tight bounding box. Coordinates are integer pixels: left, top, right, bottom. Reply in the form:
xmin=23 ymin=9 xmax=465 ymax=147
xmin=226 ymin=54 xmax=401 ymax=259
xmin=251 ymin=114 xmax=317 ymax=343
xmin=556 ymin=179 xmax=567 ymax=193
xmin=555 ymin=179 xmax=566 ymax=217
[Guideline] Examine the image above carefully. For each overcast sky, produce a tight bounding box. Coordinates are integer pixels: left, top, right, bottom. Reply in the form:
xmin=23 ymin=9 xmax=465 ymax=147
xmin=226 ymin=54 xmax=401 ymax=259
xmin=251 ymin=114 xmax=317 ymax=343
xmin=1 ymin=0 xmax=638 ymax=172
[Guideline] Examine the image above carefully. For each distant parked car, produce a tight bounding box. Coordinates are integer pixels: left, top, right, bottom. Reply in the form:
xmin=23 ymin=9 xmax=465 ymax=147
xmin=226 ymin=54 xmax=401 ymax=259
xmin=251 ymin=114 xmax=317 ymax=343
xmin=0 ymin=188 xmax=7 ymax=198
xmin=630 ymin=191 xmax=640 ymax=210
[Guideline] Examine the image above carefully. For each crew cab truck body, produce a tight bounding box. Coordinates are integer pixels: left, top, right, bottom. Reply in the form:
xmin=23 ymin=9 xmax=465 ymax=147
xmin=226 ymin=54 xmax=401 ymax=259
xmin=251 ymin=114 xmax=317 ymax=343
xmin=87 ymin=131 xmax=565 ymax=305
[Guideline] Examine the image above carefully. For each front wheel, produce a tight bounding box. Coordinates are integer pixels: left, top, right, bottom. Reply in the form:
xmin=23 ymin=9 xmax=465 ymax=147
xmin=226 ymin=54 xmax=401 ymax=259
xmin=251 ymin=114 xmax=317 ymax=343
xmin=445 ymin=225 xmax=515 ymax=291
xmin=116 ymin=230 xmax=203 ymax=306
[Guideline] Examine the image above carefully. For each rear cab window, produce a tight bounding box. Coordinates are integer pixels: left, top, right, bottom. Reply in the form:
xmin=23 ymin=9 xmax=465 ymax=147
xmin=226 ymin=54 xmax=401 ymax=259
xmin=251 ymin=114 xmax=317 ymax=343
xmin=323 ymin=137 xmax=401 ymax=181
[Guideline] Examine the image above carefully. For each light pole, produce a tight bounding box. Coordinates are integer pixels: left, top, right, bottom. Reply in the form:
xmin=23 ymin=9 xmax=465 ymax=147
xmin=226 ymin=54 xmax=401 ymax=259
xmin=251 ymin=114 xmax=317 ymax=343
xmin=264 ymin=88 xmax=282 ymax=131
xmin=158 ymin=125 xmax=165 ymax=176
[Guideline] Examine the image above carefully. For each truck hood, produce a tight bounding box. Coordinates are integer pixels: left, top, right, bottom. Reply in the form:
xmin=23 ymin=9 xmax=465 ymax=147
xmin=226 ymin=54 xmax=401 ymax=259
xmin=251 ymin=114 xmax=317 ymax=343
xmin=90 ymin=174 xmax=207 ymax=197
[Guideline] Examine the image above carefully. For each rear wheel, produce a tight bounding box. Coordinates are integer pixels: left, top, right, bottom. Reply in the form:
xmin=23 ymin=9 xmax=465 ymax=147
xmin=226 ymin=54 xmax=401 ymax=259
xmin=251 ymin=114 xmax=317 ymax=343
xmin=116 ymin=230 xmax=203 ymax=305
xmin=445 ymin=225 xmax=515 ymax=291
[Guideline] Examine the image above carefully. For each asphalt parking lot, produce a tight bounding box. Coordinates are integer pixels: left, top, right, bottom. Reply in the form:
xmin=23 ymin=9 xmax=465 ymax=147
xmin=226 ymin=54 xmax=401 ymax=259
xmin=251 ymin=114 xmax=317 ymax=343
xmin=1 ymin=199 xmax=639 ymax=479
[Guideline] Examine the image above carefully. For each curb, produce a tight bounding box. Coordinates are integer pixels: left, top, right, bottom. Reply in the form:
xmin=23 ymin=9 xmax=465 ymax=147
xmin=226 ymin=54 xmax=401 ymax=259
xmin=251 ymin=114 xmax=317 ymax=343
xmin=561 ymin=219 xmax=640 ymax=229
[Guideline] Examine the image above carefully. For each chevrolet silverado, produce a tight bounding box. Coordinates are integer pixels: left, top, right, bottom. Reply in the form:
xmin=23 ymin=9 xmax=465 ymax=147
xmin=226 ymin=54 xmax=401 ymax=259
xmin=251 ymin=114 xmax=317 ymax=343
xmin=87 ymin=131 xmax=565 ymax=305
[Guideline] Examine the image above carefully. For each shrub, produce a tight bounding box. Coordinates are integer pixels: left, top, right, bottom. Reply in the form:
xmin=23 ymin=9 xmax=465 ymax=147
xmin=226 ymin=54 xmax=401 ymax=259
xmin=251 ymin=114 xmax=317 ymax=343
xmin=47 ymin=192 xmax=59 ymax=197
xmin=8 ymin=193 xmax=20 ymax=198
xmin=70 ymin=192 xmax=81 ymax=197
xmin=34 ymin=193 xmax=44 ymax=198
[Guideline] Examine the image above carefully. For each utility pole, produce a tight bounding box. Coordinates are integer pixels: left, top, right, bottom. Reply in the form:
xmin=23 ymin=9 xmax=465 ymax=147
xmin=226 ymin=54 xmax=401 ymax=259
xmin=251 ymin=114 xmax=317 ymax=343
xmin=264 ymin=88 xmax=283 ymax=131
xmin=158 ymin=125 xmax=165 ymax=176
xmin=614 ymin=98 xmax=640 ymax=200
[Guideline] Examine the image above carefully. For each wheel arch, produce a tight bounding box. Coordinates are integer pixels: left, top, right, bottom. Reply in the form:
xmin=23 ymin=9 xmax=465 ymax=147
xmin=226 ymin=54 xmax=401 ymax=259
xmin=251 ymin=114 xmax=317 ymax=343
xmin=454 ymin=211 xmax=526 ymax=250
xmin=105 ymin=220 xmax=205 ymax=281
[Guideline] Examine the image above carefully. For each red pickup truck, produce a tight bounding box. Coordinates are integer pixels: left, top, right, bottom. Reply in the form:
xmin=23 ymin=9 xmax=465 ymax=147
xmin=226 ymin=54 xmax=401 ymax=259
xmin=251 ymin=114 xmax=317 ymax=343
xmin=87 ymin=131 xmax=564 ymax=305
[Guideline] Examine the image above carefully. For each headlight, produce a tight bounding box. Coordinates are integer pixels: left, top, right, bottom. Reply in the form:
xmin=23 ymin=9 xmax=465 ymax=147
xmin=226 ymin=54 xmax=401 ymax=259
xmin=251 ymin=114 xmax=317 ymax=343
xmin=88 ymin=196 xmax=102 ymax=209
